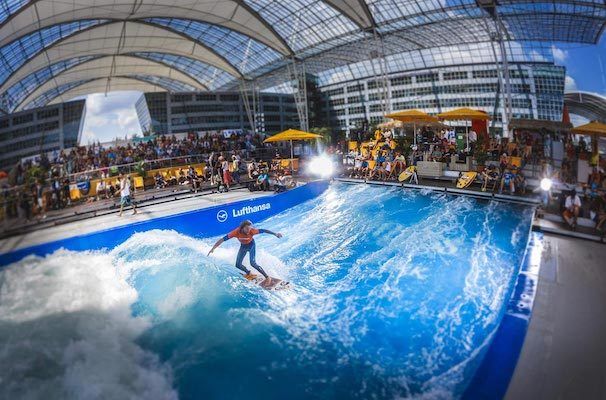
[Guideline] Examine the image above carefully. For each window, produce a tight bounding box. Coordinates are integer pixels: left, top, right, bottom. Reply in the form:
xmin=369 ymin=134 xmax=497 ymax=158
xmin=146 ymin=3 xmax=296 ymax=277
xmin=171 ymin=94 xmax=192 ymax=103
xmin=390 ymin=76 xmax=412 ymax=86
xmin=472 ymin=70 xmax=498 ymax=79
xmin=443 ymin=71 xmax=468 ymax=81
xmin=415 ymin=73 xmax=439 ymax=83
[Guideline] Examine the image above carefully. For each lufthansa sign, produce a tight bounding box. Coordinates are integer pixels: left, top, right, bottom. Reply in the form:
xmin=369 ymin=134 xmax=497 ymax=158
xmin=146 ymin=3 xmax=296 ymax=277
xmin=216 ymin=209 xmax=228 ymax=222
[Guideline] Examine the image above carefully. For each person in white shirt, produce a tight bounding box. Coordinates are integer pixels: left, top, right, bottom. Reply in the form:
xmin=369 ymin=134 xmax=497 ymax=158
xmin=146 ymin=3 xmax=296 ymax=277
xmin=563 ymin=189 xmax=581 ymax=228
xmin=118 ymin=173 xmax=137 ymax=217
xmin=96 ymin=180 xmax=107 ymax=200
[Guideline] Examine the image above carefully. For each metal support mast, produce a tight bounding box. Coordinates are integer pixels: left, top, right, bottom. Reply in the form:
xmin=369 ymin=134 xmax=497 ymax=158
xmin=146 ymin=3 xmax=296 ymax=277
xmin=478 ymin=0 xmax=513 ymax=138
xmin=370 ymin=29 xmax=391 ymax=118
xmin=287 ymin=59 xmax=309 ymax=132
xmin=239 ymin=79 xmax=259 ymax=134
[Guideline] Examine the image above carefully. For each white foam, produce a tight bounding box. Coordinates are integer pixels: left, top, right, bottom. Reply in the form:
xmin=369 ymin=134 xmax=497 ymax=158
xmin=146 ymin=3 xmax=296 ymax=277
xmin=0 ymin=249 xmax=177 ymax=400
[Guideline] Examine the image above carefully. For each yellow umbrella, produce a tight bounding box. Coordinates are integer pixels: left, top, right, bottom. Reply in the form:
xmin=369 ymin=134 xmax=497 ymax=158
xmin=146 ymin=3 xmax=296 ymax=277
xmin=264 ymin=129 xmax=323 ymax=159
xmin=571 ymin=121 xmax=606 ymax=137
xmin=385 ymin=110 xmax=438 ymax=146
xmin=385 ymin=109 xmax=439 ymax=122
xmin=438 ymin=108 xmax=491 ymax=150
xmin=437 ymin=108 xmax=491 ymax=121
xmin=571 ymin=121 xmax=606 ymax=159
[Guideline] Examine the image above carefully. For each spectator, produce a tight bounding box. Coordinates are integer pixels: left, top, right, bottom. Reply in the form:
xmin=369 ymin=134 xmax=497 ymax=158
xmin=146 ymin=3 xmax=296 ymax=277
xmin=563 ymin=189 xmax=582 ymax=229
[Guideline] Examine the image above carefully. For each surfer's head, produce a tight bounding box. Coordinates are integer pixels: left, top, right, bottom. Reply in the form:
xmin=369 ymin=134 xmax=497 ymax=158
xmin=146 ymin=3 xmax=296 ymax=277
xmin=239 ymin=220 xmax=253 ymax=234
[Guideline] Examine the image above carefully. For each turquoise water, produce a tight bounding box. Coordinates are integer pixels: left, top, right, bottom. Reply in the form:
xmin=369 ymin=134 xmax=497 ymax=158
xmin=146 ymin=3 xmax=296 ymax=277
xmin=0 ymin=183 xmax=533 ymax=399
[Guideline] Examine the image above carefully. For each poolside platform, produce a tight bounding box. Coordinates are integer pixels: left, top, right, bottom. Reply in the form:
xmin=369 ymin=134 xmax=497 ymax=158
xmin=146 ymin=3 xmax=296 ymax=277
xmin=506 ymin=234 xmax=606 ymax=399
xmin=336 ymin=177 xmax=606 ymax=243
xmin=0 ymin=187 xmax=272 ymax=255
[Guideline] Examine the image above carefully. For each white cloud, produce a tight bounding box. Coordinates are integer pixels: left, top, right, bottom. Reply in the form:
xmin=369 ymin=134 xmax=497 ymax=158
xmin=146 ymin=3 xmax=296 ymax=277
xmin=79 ymin=91 xmax=143 ymax=144
xmin=565 ymin=75 xmax=578 ymax=91
xmin=551 ymin=45 xmax=568 ymax=64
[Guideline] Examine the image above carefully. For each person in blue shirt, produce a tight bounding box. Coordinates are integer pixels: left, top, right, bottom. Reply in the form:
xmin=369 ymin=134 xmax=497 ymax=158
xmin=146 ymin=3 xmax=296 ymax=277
xmin=499 ymin=167 xmax=515 ymax=194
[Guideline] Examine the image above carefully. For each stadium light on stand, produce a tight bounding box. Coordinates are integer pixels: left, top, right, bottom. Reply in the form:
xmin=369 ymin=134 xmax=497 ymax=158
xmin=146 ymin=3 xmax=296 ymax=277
xmin=307 ymin=154 xmax=334 ymax=178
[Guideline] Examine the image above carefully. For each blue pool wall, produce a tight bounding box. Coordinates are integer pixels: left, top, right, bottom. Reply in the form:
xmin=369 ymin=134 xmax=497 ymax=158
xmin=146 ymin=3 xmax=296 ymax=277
xmin=0 ymin=180 xmax=329 ymax=267
xmin=463 ymin=232 xmax=543 ymax=400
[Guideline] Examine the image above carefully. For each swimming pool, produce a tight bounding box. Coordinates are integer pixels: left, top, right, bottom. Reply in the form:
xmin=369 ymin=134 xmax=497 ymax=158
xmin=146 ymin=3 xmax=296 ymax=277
xmin=0 ymin=183 xmax=535 ymax=399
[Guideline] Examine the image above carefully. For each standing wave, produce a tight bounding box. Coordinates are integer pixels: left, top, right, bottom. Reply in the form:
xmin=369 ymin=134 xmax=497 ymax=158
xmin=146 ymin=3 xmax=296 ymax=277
xmin=0 ymin=183 xmax=534 ymax=400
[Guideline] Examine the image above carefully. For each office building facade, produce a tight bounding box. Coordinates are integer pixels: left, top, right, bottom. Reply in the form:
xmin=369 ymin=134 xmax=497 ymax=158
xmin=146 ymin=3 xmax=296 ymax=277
xmin=135 ymin=91 xmax=299 ymax=135
xmin=0 ymin=100 xmax=86 ymax=170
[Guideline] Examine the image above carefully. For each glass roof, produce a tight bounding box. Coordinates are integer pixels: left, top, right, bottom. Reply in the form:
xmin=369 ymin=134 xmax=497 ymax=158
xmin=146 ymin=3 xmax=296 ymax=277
xmin=5 ymin=56 xmax=99 ymax=112
xmin=126 ymin=74 xmax=198 ymax=92
xmin=145 ymin=18 xmax=284 ymax=76
xmin=243 ymin=0 xmax=360 ymax=52
xmin=0 ymin=1 xmax=604 ymax=110
xmin=0 ymin=20 xmax=104 ymax=84
xmin=304 ymin=41 xmax=554 ymax=87
xmin=131 ymin=52 xmax=235 ymax=90
xmin=23 ymin=78 xmax=94 ymax=111
xmin=0 ymin=0 xmax=27 ymax=25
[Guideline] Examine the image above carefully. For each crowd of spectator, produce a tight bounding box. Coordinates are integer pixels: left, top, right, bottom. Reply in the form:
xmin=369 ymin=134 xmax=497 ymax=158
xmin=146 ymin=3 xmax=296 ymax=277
xmin=341 ymin=125 xmax=606 ymax=236
xmin=0 ymin=132 xmax=281 ymax=224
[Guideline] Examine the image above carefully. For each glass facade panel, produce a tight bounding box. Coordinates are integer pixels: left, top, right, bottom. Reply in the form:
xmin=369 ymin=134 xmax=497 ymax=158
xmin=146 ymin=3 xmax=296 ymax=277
xmin=131 ymin=52 xmax=235 ymax=90
xmin=5 ymin=56 xmax=99 ymax=112
xmin=0 ymin=20 xmax=105 ymax=84
xmin=146 ymin=18 xmax=284 ymax=76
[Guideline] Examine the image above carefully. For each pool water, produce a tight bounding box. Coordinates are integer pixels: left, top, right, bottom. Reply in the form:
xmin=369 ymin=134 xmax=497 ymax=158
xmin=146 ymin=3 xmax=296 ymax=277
xmin=0 ymin=183 xmax=534 ymax=399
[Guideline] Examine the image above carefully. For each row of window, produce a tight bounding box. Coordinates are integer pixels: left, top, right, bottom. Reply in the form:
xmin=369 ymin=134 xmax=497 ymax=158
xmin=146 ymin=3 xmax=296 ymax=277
xmin=0 ymin=121 xmax=60 ymax=143
xmin=0 ymin=133 xmax=60 ymax=156
xmin=171 ymin=115 xmax=242 ymax=126
xmin=322 ymin=67 xmax=561 ymax=98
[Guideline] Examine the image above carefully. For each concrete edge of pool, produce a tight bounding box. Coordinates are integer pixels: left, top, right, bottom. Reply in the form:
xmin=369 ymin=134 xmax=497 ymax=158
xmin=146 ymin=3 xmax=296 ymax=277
xmin=0 ymin=179 xmax=544 ymax=398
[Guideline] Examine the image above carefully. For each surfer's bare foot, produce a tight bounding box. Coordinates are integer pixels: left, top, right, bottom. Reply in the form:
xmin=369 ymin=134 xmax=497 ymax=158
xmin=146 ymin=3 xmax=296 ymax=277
xmin=261 ymin=277 xmax=272 ymax=287
xmin=243 ymin=273 xmax=258 ymax=280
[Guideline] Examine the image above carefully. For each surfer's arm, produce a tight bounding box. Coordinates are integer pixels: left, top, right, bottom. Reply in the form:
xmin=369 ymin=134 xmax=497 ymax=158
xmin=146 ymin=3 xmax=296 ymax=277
xmin=207 ymin=236 xmax=227 ymax=256
xmin=258 ymin=229 xmax=282 ymax=238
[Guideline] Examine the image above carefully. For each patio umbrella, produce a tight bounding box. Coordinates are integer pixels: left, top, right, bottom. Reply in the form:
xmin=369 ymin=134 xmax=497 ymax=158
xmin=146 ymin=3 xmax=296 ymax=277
xmin=571 ymin=121 xmax=606 ymax=161
xmin=385 ymin=110 xmax=438 ymax=146
xmin=263 ymin=129 xmax=323 ymax=159
xmin=438 ymin=108 xmax=491 ymax=150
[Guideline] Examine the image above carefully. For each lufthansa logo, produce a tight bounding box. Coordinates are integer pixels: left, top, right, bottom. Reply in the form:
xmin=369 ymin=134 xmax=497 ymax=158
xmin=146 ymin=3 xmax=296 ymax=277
xmin=216 ymin=210 xmax=228 ymax=222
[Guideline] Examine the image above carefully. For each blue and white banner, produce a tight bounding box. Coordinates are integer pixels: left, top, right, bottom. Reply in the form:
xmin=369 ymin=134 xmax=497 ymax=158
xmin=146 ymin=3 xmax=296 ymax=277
xmin=0 ymin=181 xmax=329 ymax=267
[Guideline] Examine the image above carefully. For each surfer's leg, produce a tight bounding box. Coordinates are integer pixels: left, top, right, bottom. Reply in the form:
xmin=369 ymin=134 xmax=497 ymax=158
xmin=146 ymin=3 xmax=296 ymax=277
xmin=235 ymin=245 xmax=252 ymax=275
xmin=248 ymin=242 xmax=269 ymax=278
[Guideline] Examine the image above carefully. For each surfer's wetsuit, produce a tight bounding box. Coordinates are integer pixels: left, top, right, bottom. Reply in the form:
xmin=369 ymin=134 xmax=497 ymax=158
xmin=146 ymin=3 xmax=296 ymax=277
xmin=223 ymin=227 xmax=272 ymax=278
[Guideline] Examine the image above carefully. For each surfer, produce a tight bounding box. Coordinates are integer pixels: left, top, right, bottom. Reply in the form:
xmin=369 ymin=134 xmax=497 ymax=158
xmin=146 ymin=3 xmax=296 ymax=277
xmin=208 ymin=220 xmax=283 ymax=285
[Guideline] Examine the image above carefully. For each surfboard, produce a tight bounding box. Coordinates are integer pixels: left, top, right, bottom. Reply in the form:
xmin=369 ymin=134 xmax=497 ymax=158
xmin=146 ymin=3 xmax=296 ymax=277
xmin=456 ymin=171 xmax=478 ymax=189
xmin=398 ymin=166 xmax=416 ymax=182
xmin=242 ymin=273 xmax=291 ymax=291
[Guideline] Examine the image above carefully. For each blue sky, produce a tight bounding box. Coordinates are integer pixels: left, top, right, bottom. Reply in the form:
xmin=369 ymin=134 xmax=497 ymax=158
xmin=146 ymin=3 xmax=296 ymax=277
xmin=554 ymin=35 xmax=606 ymax=94
xmin=77 ymin=38 xmax=606 ymax=144
xmin=79 ymin=91 xmax=143 ymax=145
